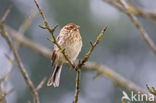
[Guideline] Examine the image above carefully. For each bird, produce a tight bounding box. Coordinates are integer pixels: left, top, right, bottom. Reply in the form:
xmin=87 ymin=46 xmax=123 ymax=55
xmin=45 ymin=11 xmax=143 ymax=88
xmin=47 ymin=23 xmax=83 ymax=87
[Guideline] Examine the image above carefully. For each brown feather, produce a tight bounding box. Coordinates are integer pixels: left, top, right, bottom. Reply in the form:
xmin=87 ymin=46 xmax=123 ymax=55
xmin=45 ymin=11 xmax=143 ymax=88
xmin=51 ymin=50 xmax=57 ymax=66
xmin=47 ymin=23 xmax=82 ymax=87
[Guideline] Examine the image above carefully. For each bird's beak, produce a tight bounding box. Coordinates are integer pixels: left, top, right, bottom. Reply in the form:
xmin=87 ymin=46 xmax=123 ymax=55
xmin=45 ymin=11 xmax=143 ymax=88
xmin=76 ymin=25 xmax=80 ymax=29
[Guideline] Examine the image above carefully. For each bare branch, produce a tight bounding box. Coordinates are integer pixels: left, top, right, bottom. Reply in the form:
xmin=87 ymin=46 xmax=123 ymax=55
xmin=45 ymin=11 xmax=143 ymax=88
xmin=0 ymin=71 xmax=12 ymax=84
xmin=83 ymin=61 xmax=142 ymax=92
xmin=3 ymin=89 xmax=14 ymax=97
xmin=0 ymin=19 xmax=40 ymax=103
xmin=77 ymin=27 xmax=107 ymax=68
xmin=36 ymin=77 xmax=47 ymax=91
xmin=83 ymin=61 xmax=156 ymax=102
xmin=6 ymin=25 xmax=50 ymax=57
xmin=129 ymin=4 xmax=156 ymax=20
xmin=0 ymin=6 xmax=11 ymax=24
xmin=104 ymin=0 xmax=156 ymax=20
xmin=9 ymin=12 xmax=37 ymax=71
xmin=146 ymin=84 xmax=156 ymax=96
xmin=33 ymin=0 xmax=48 ymax=27
xmin=2 ymin=0 xmax=155 ymax=103
xmin=104 ymin=0 xmax=156 ymax=54
xmin=0 ymin=8 xmax=12 ymax=103
xmin=0 ymin=71 xmax=12 ymax=103
xmin=73 ymin=69 xmax=81 ymax=103
xmin=18 ymin=11 xmax=37 ymax=35
xmin=73 ymin=27 xmax=108 ymax=103
xmin=6 ymin=25 xmax=153 ymax=101
xmin=0 ymin=86 xmax=7 ymax=103
xmin=33 ymin=0 xmax=75 ymax=68
xmin=33 ymin=1 xmax=108 ymax=103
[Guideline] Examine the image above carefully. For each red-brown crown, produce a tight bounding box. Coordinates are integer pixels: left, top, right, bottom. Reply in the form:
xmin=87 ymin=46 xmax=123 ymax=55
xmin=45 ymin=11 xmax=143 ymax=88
xmin=61 ymin=23 xmax=80 ymax=33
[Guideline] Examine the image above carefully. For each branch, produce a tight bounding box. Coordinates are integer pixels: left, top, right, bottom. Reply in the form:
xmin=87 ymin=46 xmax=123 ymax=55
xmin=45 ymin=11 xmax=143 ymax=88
xmin=0 ymin=86 xmax=7 ymax=103
xmin=0 ymin=70 xmax=12 ymax=84
xmin=36 ymin=77 xmax=47 ymax=91
xmin=104 ymin=0 xmax=156 ymax=54
xmin=83 ymin=62 xmax=156 ymax=102
xmin=104 ymin=0 xmax=156 ymax=20
xmin=0 ymin=13 xmax=40 ymax=103
xmin=6 ymin=25 xmax=154 ymax=101
xmin=83 ymin=61 xmax=143 ymax=91
xmin=129 ymin=4 xmax=156 ymax=20
xmin=73 ymin=27 xmax=108 ymax=103
xmin=6 ymin=25 xmax=50 ymax=57
xmin=7 ymin=11 xmax=37 ymax=77
xmin=0 ymin=72 xmax=9 ymax=103
xmin=77 ymin=27 xmax=107 ymax=68
xmin=0 ymin=8 xmax=12 ymax=103
xmin=0 ymin=6 xmax=11 ymax=24
xmin=32 ymin=1 xmax=108 ymax=103
xmin=146 ymin=84 xmax=156 ymax=96
xmin=33 ymin=0 xmax=75 ymax=68
xmin=73 ymin=69 xmax=81 ymax=103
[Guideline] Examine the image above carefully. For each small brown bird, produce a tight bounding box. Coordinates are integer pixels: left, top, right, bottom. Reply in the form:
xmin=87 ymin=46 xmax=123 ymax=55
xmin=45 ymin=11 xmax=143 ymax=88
xmin=47 ymin=23 xmax=83 ymax=87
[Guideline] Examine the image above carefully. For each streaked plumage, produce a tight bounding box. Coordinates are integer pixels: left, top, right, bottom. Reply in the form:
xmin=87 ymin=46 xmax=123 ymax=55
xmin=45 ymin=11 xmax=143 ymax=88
xmin=47 ymin=23 xmax=82 ymax=87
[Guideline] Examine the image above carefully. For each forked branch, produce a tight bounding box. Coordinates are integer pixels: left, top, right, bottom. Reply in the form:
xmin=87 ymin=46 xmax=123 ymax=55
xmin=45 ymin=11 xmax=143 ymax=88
xmin=0 ymin=8 xmax=40 ymax=103
xmin=32 ymin=1 xmax=107 ymax=103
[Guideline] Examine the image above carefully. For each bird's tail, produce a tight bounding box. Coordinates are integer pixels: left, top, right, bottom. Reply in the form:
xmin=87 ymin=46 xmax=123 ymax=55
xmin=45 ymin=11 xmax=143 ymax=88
xmin=47 ymin=64 xmax=63 ymax=87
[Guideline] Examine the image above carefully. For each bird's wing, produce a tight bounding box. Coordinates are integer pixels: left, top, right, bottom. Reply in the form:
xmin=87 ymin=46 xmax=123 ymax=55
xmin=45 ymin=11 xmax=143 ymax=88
xmin=51 ymin=35 xmax=64 ymax=66
xmin=51 ymin=49 xmax=57 ymax=66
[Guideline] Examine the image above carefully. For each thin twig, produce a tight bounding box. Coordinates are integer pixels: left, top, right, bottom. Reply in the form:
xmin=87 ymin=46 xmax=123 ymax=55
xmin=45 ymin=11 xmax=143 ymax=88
xmin=146 ymin=84 xmax=156 ymax=96
xmin=0 ymin=7 xmax=12 ymax=103
xmin=6 ymin=25 xmax=155 ymax=101
xmin=77 ymin=27 xmax=107 ymax=68
xmin=120 ymin=0 xmax=156 ymax=53
xmin=104 ymin=0 xmax=156 ymax=54
xmin=73 ymin=69 xmax=81 ymax=103
xmin=0 ymin=15 xmax=40 ymax=103
xmin=0 ymin=86 xmax=7 ymax=103
xmin=0 ymin=71 xmax=12 ymax=84
xmin=83 ymin=62 xmax=156 ymax=102
xmin=0 ymin=75 xmax=9 ymax=103
xmin=33 ymin=0 xmax=75 ymax=68
xmin=8 ymin=12 xmax=37 ymax=73
xmin=0 ymin=6 xmax=12 ymax=24
xmin=33 ymin=1 xmax=108 ymax=103
xmin=129 ymin=4 xmax=156 ymax=20
xmin=36 ymin=77 xmax=47 ymax=91
xmin=104 ymin=0 xmax=156 ymax=20
xmin=84 ymin=61 xmax=142 ymax=91
xmin=73 ymin=27 xmax=108 ymax=103
xmin=3 ymin=89 xmax=14 ymax=97
xmin=6 ymin=25 xmax=50 ymax=57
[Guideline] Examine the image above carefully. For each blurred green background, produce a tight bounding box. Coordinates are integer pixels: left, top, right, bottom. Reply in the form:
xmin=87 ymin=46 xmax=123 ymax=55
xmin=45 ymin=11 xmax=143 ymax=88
xmin=0 ymin=0 xmax=156 ymax=103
